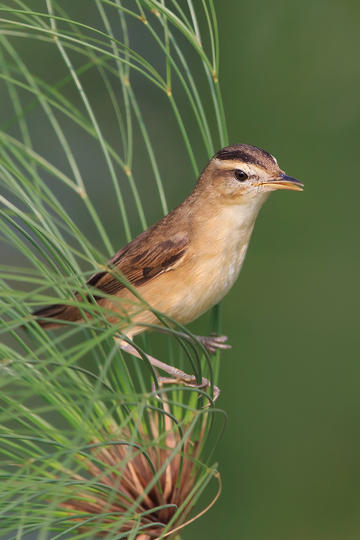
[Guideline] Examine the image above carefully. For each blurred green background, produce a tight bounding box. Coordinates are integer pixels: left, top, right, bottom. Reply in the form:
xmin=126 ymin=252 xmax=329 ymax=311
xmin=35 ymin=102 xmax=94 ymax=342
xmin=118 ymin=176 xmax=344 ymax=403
xmin=2 ymin=1 xmax=360 ymax=538
xmin=198 ymin=2 xmax=360 ymax=539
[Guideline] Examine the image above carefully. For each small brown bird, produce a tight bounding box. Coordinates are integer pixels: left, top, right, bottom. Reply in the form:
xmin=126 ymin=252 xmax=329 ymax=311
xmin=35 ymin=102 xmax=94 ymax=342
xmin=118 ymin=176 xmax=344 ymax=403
xmin=33 ymin=144 xmax=303 ymax=397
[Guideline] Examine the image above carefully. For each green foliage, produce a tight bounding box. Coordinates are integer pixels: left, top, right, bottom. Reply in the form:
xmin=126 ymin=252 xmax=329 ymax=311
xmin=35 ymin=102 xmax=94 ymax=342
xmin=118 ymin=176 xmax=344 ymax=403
xmin=0 ymin=1 xmax=227 ymax=537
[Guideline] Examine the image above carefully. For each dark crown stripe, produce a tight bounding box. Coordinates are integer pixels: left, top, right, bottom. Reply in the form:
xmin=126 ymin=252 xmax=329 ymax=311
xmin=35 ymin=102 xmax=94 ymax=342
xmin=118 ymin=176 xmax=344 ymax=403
xmin=215 ymin=149 xmax=260 ymax=164
xmin=215 ymin=145 xmax=275 ymax=167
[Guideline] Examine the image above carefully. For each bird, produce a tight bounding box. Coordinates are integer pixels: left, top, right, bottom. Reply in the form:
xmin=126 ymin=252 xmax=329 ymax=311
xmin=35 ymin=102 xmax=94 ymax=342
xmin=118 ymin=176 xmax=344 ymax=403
xmin=32 ymin=144 xmax=303 ymax=398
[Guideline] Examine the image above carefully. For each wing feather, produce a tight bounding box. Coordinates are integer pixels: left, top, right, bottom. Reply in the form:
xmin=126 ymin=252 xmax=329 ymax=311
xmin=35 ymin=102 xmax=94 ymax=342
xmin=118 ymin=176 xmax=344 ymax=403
xmin=86 ymin=232 xmax=189 ymax=297
xmin=33 ymin=208 xmax=190 ymax=327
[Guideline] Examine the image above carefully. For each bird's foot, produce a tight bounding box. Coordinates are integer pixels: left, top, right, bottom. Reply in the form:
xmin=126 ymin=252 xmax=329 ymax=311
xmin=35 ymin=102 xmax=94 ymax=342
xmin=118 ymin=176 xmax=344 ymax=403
xmin=196 ymin=334 xmax=231 ymax=354
xmin=152 ymin=376 xmax=220 ymax=402
xmin=117 ymin=340 xmax=220 ymax=402
xmin=148 ymin=327 xmax=231 ymax=355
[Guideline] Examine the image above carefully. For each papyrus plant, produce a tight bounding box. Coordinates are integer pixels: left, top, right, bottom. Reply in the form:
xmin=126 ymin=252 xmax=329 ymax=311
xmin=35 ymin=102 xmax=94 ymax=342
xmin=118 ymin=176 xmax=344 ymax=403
xmin=0 ymin=1 xmax=228 ymax=537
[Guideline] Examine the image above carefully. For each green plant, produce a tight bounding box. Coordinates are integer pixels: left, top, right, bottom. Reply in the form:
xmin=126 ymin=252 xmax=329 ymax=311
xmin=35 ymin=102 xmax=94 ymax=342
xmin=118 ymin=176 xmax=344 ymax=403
xmin=0 ymin=1 xmax=227 ymax=537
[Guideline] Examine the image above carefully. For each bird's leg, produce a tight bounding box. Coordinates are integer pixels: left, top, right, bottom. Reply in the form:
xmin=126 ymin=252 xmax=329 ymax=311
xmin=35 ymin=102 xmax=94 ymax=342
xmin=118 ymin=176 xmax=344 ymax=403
xmin=117 ymin=340 xmax=220 ymax=401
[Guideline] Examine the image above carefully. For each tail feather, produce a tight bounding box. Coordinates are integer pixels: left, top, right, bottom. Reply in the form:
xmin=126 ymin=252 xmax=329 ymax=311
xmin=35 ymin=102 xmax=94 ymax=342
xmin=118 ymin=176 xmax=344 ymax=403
xmin=32 ymin=303 xmax=82 ymax=329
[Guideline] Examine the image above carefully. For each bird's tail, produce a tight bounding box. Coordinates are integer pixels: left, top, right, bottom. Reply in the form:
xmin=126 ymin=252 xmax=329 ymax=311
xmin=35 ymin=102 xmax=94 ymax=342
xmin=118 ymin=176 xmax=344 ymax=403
xmin=32 ymin=303 xmax=82 ymax=329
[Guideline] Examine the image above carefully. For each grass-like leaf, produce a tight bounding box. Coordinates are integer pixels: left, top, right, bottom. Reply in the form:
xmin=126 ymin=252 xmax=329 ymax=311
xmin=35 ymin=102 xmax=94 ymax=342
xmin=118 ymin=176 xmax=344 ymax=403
xmin=0 ymin=1 xmax=228 ymax=537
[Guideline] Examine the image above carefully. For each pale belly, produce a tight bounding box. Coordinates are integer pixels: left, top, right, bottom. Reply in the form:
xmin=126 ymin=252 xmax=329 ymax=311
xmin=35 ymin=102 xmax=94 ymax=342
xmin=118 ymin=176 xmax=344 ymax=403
xmin=130 ymin=240 xmax=250 ymax=327
xmin=169 ymin=243 xmax=249 ymax=323
xmin=117 ymin=200 xmax=264 ymax=337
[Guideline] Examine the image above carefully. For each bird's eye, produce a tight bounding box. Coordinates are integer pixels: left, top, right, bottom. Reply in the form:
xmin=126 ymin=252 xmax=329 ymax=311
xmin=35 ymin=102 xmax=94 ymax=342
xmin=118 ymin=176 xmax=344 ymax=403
xmin=234 ymin=169 xmax=248 ymax=182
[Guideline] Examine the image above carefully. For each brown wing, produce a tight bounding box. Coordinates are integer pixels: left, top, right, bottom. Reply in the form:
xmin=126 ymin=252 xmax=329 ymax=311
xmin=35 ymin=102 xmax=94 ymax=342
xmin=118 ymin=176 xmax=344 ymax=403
xmin=33 ymin=204 xmax=190 ymax=328
xmin=86 ymin=231 xmax=189 ymax=297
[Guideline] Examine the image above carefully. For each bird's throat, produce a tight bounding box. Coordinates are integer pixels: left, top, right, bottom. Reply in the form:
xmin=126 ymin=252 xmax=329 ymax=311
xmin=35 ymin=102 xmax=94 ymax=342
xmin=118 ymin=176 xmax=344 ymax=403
xmin=193 ymin=192 xmax=269 ymax=255
xmin=183 ymin=192 xmax=269 ymax=315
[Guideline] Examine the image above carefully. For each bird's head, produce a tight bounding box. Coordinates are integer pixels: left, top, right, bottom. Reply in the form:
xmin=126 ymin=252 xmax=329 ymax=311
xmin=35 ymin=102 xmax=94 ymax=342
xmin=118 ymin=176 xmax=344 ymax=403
xmin=198 ymin=144 xmax=303 ymax=205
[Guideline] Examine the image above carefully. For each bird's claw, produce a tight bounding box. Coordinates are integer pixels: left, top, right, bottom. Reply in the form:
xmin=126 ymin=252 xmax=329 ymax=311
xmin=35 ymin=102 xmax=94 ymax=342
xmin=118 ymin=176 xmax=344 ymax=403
xmin=196 ymin=334 xmax=232 ymax=354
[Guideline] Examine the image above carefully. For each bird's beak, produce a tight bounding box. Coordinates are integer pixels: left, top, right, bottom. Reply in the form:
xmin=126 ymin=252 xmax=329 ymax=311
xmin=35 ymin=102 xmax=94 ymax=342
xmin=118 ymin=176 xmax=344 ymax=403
xmin=263 ymin=174 xmax=304 ymax=192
